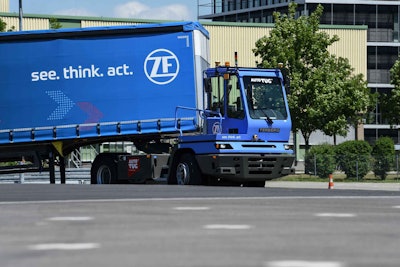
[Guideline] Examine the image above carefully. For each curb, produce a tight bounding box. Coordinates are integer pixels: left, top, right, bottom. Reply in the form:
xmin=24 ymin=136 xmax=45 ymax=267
xmin=265 ymin=181 xmax=400 ymax=191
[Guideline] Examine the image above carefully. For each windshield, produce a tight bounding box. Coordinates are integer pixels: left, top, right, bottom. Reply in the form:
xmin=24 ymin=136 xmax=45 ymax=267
xmin=243 ymin=76 xmax=288 ymax=120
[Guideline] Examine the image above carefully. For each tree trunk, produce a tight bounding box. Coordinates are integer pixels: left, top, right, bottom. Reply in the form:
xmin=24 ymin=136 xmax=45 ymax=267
xmin=303 ymin=133 xmax=311 ymax=153
xmin=303 ymin=132 xmax=311 ymax=175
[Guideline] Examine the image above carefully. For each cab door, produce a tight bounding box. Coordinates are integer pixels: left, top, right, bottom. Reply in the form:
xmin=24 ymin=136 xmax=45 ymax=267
xmin=205 ymin=73 xmax=247 ymax=135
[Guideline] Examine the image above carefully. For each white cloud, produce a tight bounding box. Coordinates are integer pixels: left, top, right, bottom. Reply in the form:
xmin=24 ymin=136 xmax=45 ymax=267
xmin=113 ymin=1 xmax=191 ymax=20
xmin=54 ymin=8 xmax=98 ymax=17
xmin=113 ymin=2 xmax=148 ymax=18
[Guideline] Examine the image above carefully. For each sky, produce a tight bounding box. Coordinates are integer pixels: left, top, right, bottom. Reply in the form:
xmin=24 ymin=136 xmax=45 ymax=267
xmin=8 ymin=0 xmax=202 ymax=21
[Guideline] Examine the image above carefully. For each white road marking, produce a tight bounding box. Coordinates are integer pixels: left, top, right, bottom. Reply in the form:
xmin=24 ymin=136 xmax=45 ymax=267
xmin=47 ymin=216 xmax=94 ymax=221
xmin=203 ymin=224 xmax=252 ymax=230
xmin=173 ymin=207 xmax=210 ymax=211
xmin=265 ymin=260 xmax=343 ymax=267
xmin=29 ymin=243 xmax=100 ymax=251
xmin=315 ymin=213 xmax=356 ymax=218
xmin=392 ymin=205 xmax=400 ymax=209
xmin=0 ymin=196 xmax=400 ymax=205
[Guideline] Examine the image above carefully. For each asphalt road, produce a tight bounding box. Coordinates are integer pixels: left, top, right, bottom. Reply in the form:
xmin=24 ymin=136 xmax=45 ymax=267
xmin=0 ymin=184 xmax=399 ymax=267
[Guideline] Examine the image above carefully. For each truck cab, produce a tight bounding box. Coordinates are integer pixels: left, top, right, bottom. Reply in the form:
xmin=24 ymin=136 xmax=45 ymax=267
xmin=169 ymin=64 xmax=295 ymax=186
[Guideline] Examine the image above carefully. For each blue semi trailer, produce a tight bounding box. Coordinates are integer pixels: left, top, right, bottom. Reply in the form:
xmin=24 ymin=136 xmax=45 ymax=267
xmin=0 ymin=21 xmax=294 ymax=185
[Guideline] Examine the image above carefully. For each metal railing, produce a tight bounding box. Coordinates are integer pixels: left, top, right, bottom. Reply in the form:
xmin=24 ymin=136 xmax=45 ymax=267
xmin=305 ymin=154 xmax=400 ymax=180
xmin=0 ymin=117 xmax=191 ymax=144
xmin=69 ymin=149 xmax=81 ymax=168
xmin=175 ymin=106 xmax=222 ymax=136
xmin=68 ymin=145 xmax=99 ymax=168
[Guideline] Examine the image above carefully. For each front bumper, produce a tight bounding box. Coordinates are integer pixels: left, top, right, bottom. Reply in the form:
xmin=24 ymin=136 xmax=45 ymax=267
xmin=196 ymin=153 xmax=295 ymax=182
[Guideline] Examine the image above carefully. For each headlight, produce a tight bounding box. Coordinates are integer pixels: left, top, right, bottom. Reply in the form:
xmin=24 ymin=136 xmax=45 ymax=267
xmin=284 ymin=144 xmax=293 ymax=150
xmin=215 ymin=143 xmax=233 ymax=149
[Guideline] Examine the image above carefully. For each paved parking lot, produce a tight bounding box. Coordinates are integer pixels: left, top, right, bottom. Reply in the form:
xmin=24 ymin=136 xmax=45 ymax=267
xmin=0 ymin=184 xmax=399 ymax=267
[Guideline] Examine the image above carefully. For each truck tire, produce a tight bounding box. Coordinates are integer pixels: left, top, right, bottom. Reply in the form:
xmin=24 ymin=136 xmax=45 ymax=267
xmin=91 ymin=156 xmax=117 ymax=184
xmin=175 ymin=153 xmax=202 ymax=185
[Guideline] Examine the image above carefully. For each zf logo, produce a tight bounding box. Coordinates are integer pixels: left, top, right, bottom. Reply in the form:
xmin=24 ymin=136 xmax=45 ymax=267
xmin=144 ymin=49 xmax=179 ymax=85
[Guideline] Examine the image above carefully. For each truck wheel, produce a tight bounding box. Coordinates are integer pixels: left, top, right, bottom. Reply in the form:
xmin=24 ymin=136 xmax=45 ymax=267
xmin=175 ymin=153 xmax=202 ymax=185
xmin=91 ymin=157 xmax=117 ymax=184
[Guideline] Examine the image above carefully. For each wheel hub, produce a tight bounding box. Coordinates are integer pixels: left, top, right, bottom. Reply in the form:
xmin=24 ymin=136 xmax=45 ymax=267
xmin=97 ymin=165 xmax=112 ymax=184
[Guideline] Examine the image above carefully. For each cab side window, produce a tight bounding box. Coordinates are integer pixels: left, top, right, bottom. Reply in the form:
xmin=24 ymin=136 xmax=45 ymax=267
xmin=227 ymin=75 xmax=244 ymax=119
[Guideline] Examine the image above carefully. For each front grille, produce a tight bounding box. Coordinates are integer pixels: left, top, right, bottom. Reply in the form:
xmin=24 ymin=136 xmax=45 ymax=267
xmin=242 ymin=144 xmax=276 ymax=148
xmin=247 ymin=157 xmax=276 ymax=175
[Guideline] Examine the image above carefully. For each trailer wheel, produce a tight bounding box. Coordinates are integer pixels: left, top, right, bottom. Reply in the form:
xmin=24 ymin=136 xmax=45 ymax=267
xmin=91 ymin=156 xmax=117 ymax=184
xmin=175 ymin=153 xmax=202 ymax=185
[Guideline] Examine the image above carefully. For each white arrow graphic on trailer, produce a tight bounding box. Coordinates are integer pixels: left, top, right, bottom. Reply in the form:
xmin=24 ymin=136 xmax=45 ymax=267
xmin=46 ymin=91 xmax=75 ymax=120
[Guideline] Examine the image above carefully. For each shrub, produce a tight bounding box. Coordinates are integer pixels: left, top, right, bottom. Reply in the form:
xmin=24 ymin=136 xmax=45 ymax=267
xmin=372 ymin=137 xmax=395 ymax=180
xmin=305 ymin=144 xmax=336 ymax=178
xmin=335 ymin=140 xmax=372 ymax=179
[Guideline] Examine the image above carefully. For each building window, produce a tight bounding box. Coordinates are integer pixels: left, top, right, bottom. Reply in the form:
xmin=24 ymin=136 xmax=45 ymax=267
xmin=333 ymin=4 xmax=354 ymax=25
xmin=227 ymin=0 xmax=236 ymax=12
xmin=365 ymin=88 xmax=378 ymax=124
xmin=250 ymin=10 xmax=262 ymax=22
xmin=377 ymin=46 xmax=398 ymax=70
xmin=379 ymin=87 xmax=395 ymax=125
xmin=364 ymin=128 xmax=399 ymax=144
xmin=237 ymin=12 xmax=248 ymax=22
xmin=366 ymin=87 xmax=397 ymax=126
xmin=225 ymin=14 xmax=237 ymax=22
xmin=367 ymin=46 xmax=397 ymax=85
xmin=263 ymin=10 xmax=274 ymax=23
xmin=355 ymin=4 xmax=376 ymax=28
xmin=318 ymin=3 xmax=332 ymax=25
xmin=377 ymin=5 xmax=398 ymax=42
xmin=215 ymin=0 xmax=222 ymax=13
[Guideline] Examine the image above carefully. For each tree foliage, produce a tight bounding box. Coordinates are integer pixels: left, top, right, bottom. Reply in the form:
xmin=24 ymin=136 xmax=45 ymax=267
xmin=253 ymin=3 xmax=375 ymax=149
xmin=49 ymin=18 xmax=62 ymax=29
xmin=372 ymin=137 xmax=395 ymax=180
xmin=305 ymin=144 xmax=336 ymax=178
xmin=0 ymin=18 xmax=15 ymax=32
xmin=381 ymin=59 xmax=400 ymax=125
xmin=335 ymin=140 xmax=372 ymax=179
xmin=0 ymin=18 xmax=6 ymax=32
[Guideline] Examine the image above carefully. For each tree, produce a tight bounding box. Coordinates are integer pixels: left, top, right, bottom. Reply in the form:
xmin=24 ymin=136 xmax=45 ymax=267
xmin=317 ymin=57 xmax=375 ymax=141
xmin=49 ymin=18 xmax=62 ymax=29
xmin=372 ymin=137 xmax=395 ymax=180
xmin=0 ymin=18 xmax=15 ymax=32
xmin=253 ymin=3 xmax=374 ymax=149
xmin=381 ymin=59 xmax=400 ymax=125
xmin=0 ymin=18 xmax=6 ymax=32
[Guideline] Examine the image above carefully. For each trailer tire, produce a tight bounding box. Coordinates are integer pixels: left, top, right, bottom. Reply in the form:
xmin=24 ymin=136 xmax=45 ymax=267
xmin=175 ymin=153 xmax=202 ymax=185
xmin=91 ymin=156 xmax=117 ymax=184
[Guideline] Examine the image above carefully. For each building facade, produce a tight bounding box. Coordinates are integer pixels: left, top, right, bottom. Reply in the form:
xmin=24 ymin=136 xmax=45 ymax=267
xmin=0 ymin=0 xmax=8 ymax=13
xmin=199 ymin=0 xmax=400 ymax=145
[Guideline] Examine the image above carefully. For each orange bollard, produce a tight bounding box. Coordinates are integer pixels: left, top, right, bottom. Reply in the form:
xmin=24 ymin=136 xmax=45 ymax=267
xmin=328 ymin=174 xmax=334 ymax=189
